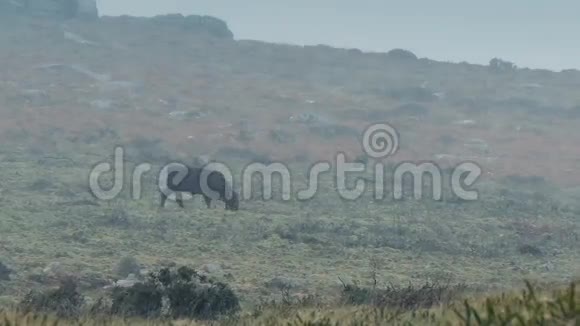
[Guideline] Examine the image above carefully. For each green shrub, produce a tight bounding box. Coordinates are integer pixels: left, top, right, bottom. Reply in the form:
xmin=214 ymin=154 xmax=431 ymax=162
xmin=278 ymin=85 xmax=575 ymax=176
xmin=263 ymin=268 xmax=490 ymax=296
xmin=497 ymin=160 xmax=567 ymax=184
xmin=18 ymin=277 xmax=84 ymax=318
xmin=114 ymin=256 xmax=141 ymax=278
xmin=109 ymin=266 xmax=240 ymax=320
xmin=110 ymin=282 xmax=163 ymax=318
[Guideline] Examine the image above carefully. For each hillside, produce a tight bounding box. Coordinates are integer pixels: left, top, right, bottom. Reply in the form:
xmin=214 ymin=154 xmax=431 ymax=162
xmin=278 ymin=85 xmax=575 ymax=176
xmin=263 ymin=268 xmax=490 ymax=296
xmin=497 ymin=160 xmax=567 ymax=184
xmin=0 ymin=12 xmax=579 ymax=324
xmin=2 ymin=14 xmax=580 ymax=184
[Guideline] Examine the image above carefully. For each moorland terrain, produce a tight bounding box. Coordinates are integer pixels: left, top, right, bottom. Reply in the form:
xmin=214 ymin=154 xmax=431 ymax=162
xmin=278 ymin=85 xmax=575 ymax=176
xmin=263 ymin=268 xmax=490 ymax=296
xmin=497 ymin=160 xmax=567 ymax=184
xmin=0 ymin=11 xmax=579 ymax=325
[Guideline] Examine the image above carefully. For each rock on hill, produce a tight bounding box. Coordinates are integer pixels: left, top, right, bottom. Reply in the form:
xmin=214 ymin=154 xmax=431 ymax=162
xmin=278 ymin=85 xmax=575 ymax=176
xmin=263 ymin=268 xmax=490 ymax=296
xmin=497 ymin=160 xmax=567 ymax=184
xmin=103 ymin=13 xmax=235 ymax=39
xmin=0 ymin=0 xmax=98 ymax=19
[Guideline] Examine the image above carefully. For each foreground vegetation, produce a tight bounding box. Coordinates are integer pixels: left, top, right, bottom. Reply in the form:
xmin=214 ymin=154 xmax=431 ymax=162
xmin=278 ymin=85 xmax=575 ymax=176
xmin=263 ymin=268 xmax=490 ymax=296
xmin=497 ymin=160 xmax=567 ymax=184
xmin=0 ymin=279 xmax=578 ymax=325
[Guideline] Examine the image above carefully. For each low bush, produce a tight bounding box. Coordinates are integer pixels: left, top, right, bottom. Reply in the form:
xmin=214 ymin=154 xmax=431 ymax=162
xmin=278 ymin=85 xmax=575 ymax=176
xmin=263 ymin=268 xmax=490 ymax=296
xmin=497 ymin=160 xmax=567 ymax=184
xmin=16 ymin=265 xmax=240 ymax=321
xmin=114 ymin=256 xmax=141 ymax=278
xmin=110 ymin=282 xmax=164 ymax=318
xmin=110 ymin=266 xmax=240 ymax=320
xmin=18 ymin=277 xmax=84 ymax=319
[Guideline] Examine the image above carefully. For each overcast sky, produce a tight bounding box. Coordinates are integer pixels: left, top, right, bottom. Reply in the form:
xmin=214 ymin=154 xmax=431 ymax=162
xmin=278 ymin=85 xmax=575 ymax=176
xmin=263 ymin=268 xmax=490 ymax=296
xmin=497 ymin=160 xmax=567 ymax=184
xmin=98 ymin=0 xmax=578 ymax=71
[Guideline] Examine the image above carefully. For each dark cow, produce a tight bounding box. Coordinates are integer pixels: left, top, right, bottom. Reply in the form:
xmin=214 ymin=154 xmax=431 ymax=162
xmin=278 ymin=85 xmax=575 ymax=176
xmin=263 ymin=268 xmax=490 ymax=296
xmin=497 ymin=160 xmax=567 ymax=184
xmin=160 ymin=165 xmax=239 ymax=211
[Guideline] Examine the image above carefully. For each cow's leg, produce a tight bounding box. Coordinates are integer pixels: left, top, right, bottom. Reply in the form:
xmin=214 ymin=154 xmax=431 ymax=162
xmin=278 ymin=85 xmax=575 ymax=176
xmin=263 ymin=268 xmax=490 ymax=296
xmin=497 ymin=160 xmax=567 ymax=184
xmin=160 ymin=191 xmax=168 ymax=208
xmin=176 ymin=193 xmax=185 ymax=208
xmin=202 ymin=194 xmax=212 ymax=209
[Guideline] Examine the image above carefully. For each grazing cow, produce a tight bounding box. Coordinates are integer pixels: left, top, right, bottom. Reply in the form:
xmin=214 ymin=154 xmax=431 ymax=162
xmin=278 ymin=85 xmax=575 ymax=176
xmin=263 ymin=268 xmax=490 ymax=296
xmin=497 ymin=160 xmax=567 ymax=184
xmin=160 ymin=165 xmax=239 ymax=211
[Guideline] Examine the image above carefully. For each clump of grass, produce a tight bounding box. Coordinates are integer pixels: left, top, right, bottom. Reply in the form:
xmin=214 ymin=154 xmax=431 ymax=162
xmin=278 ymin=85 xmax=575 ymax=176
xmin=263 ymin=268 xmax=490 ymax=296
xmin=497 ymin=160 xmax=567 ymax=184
xmin=339 ymin=278 xmax=467 ymax=310
xmin=453 ymin=281 xmax=579 ymax=325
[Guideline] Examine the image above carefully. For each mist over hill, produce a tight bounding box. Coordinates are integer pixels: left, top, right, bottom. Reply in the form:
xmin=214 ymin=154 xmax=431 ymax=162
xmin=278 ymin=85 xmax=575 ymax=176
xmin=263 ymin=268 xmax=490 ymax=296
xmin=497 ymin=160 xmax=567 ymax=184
xmin=1 ymin=11 xmax=580 ymax=184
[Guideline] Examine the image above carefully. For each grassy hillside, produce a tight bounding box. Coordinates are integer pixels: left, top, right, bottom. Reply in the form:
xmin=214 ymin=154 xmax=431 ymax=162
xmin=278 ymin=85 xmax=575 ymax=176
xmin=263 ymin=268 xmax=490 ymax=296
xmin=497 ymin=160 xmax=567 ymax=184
xmin=0 ymin=13 xmax=579 ymax=325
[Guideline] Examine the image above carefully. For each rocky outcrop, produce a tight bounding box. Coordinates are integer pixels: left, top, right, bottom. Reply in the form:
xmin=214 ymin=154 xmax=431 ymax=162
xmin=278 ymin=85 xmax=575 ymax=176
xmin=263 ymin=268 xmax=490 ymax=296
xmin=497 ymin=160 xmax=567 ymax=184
xmin=151 ymin=14 xmax=234 ymax=39
xmin=102 ymin=14 xmax=235 ymax=40
xmin=0 ymin=0 xmax=98 ymax=20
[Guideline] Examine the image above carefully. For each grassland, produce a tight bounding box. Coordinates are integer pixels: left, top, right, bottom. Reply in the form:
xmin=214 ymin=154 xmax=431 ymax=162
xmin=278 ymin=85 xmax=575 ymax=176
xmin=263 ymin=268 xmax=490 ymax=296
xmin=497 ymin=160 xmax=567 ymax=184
xmin=0 ymin=13 xmax=579 ymax=325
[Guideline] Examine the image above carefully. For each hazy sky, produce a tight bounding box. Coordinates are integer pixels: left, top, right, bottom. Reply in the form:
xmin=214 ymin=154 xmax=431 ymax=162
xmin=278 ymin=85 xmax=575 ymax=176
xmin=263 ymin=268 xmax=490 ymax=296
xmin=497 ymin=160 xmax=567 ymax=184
xmin=98 ymin=0 xmax=578 ymax=71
